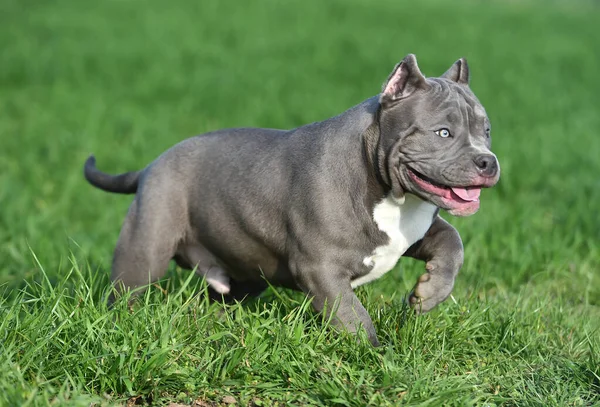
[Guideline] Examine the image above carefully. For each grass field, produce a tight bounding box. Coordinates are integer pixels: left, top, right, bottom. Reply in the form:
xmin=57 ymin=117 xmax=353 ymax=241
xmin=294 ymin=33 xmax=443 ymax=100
xmin=1 ymin=0 xmax=599 ymax=405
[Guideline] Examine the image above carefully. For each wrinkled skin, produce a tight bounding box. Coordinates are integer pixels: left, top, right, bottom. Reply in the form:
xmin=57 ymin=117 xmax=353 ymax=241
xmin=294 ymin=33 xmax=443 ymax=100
xmin=378 ymin=56 xmax=500 ymax=217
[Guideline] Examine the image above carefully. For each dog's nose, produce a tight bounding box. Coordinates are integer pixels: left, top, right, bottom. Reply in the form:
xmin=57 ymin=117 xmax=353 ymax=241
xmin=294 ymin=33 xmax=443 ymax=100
xmin=473 ymin=154 xmax=498 ymax=177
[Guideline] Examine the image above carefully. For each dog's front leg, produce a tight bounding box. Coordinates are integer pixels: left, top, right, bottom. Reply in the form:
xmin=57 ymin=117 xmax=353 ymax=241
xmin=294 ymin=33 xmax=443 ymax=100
xmin=403 ymin=215 xmax=464 ymax=313
xmin=294 ymin=264 xmax=380 ymax=346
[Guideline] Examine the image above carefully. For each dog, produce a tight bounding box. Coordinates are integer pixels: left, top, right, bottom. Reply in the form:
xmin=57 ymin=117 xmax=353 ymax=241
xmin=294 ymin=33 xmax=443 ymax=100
xmin=84 ymin=54 xmax=499 ymax=346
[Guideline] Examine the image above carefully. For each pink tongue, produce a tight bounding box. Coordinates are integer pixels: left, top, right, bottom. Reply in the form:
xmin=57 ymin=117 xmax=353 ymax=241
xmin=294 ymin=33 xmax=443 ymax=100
xmin=451 ymin=187 xmax=481 ymax=202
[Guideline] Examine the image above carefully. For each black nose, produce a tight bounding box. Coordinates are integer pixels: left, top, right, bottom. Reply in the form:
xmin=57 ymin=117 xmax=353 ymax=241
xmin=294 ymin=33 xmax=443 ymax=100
xmin=473 ymin=154 xmax=498 ymax=177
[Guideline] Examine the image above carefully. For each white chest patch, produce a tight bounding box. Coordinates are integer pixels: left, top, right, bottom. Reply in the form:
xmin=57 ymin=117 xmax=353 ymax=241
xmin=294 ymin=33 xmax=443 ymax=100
xmin=352 ymin=194 xmax=437 ymax=288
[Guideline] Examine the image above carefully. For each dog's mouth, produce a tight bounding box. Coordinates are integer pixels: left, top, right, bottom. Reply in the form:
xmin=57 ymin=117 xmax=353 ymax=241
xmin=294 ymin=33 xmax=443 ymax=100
xmin=406 ymin=167 xmax=483 ymax=216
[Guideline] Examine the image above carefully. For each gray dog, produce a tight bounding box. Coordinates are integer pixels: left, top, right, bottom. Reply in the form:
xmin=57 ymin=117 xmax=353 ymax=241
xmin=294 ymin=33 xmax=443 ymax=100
xmin=84 ymin=54 xmax=499 ymax=346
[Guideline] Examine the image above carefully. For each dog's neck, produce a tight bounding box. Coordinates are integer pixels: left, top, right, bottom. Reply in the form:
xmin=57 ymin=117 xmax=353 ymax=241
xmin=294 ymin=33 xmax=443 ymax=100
xmin=361 ymin=103 xmax=399 ymax=201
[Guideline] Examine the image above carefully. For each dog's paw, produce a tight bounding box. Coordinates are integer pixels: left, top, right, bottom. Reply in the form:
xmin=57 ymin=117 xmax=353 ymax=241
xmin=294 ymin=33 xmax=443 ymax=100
xmin=408 ymin=263 xmax=454 ymax=314
xmin=206 ymin=277 xmax=231 ymax=295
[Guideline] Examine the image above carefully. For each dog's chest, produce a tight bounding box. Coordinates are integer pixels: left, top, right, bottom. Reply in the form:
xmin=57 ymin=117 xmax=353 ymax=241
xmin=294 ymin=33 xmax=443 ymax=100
xmin=351 ymin=194 xmax=437 ymax=288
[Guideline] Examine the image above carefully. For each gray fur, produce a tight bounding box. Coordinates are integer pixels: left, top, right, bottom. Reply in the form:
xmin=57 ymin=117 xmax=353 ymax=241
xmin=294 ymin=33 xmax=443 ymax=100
xmin=84 ymin=54 xmax=499 ymax=346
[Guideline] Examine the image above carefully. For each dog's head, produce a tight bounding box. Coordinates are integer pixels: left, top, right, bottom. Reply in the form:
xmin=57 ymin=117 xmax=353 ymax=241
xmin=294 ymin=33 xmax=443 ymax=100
xmin=377 ymin=54 xmax=500 ymax=216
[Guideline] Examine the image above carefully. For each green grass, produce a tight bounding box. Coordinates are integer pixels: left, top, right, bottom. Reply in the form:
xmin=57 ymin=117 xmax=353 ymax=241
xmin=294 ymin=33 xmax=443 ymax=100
xmin=1 ymin=0 xmax=599 ymax=405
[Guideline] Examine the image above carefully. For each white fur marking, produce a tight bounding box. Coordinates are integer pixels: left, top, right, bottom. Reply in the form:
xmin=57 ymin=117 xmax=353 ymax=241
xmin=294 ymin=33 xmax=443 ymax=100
xmin=352 ymin=194 xmax=437 ymax=288
xmin=205 ymin=267 xmax=230 ymax=294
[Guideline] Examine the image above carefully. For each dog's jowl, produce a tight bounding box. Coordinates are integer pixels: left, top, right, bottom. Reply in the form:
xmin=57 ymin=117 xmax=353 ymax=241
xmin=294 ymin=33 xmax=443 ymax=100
xmin=84 ymin=54 xmax=499 ymax=346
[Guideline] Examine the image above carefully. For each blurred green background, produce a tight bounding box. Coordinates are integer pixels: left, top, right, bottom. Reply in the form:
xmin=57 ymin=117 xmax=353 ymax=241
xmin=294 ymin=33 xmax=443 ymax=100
xmin=0 ymin=0 xmax=599 ymax=404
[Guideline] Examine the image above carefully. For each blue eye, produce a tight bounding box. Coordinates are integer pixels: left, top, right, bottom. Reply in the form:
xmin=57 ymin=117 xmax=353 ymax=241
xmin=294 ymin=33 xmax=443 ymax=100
xmin=435 ymin=128 xmax=451 ymax=138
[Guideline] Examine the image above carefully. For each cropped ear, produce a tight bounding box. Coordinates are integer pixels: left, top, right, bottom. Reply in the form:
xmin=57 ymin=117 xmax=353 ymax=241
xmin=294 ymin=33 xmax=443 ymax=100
xmin=380 ymin=54 xmax=428 ymax=108
xmin=442 ymin=57 xmax=470 ymax=85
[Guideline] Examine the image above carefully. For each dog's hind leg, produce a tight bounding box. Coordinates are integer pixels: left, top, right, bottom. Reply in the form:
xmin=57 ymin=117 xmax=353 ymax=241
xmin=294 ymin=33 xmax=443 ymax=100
xmin=176 ymin=244 xmax=231 ymax=295
xmin=108 ymin=196 xmax=183 ymax=304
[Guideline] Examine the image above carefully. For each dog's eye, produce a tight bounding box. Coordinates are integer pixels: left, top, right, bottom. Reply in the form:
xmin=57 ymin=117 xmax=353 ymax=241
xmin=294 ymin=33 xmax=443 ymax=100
xmin=435 ymin=129 xmax=451 ymax=138
xmin=485 ymin=128 xmax=491 ymax=138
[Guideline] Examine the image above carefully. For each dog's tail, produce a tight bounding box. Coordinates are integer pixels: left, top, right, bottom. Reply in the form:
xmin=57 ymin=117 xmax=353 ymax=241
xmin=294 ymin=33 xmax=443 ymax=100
xmin=84 ymin=155 xmax=141 ymax=194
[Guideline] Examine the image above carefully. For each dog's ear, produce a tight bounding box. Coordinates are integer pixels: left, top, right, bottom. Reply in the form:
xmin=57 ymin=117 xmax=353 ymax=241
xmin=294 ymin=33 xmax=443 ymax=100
xmin=380 ymin=54 xmax=428 ymax=107
xmin=442 ymin=58 xmax=470 ymax=85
